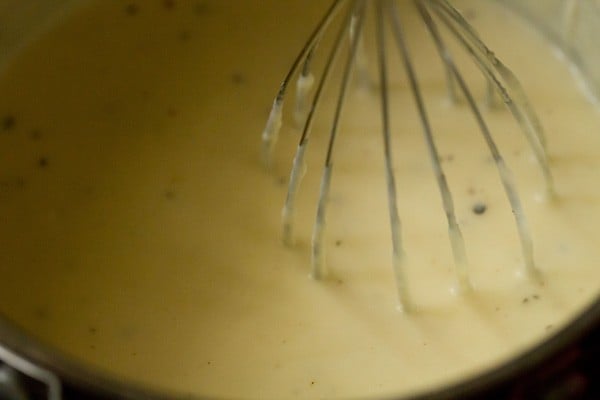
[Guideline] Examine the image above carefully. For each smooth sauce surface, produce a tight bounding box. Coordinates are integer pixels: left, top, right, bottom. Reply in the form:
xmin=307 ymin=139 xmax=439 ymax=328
xmin=0 ymin=1 xmax=599 ymax=398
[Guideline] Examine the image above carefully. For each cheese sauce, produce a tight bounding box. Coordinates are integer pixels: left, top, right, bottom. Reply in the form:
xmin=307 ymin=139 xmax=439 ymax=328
xmin=0 ymin=1 xmax=599 ymax=398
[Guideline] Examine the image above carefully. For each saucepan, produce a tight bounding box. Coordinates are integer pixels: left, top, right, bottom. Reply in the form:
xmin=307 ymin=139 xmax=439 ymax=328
xmin=0 ymin=1 xmax=598 ymax=399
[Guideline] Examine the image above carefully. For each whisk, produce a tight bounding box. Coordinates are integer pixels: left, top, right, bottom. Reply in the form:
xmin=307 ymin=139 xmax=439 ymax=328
xmin=260 ymin=0 xmax=554 ymax=312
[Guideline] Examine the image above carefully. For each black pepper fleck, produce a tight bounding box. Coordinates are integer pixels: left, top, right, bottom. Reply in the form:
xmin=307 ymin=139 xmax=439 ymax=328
xmin=164 ymin=190 xmax=176 ymax=200
xmin=231 ymin=72 xmax=246 ymax=85
xmin=335 ymin=239 xmax=342 ymax=247
xmin=38 ymin=157 xmax=48 ymax=168
xmin=472 ymin=202 xmax=487 ymax=215
xmin=0 ymin=177 xmax=26 ymax=189
xmin=471 ymin=202 xmax=487 ymax=215
xmin=33 ymin=307 xmax=48 ymax=319
xmin=441 ymin=154 xmax=454 ymax=163
xmin=88 ymin=327 xmax=97 ymax=334
xmin=178 ymin=30 xmax=191 ymax=42
xmin=163 ymin=0 xmax=175 ymax=10
xmin=463 ymin=9 xmax=477 ymax=19
xmin=167 ymin=107 xmax=178 ymax=117
xmin=125 ymin=3 xmax=139 ymax=16
xmin=522 ymin=297 xmax=529 ymax=304
xmin=30 ymin=129 xmax=42 ymax=141
xmin=194 ymin=1 xmax=209 ymax=15
xmin=2 ymin=115 xmax=15 ymax=131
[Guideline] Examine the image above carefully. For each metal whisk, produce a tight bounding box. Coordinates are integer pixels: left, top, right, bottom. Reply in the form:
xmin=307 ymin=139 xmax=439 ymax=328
xmin=261 ymin=0 xmax=554 ymax=312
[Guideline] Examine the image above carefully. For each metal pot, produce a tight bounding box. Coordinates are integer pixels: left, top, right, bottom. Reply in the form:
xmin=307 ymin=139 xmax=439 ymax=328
xmin=0 ymin=1 xmax=599 ymax=399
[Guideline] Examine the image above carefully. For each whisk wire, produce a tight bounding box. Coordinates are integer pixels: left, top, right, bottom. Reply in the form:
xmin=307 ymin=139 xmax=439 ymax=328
xmin=389 ymin=0 xmax=471 ymax=292
xmin=416 ymin=0 xmax=540 ymax=281
xmin=261 ymin=0 xmax=345 ymax=167
xmin=311 ymin=1 xmax=367 ymax=279
xmin=282 ymin=2 xmax=356 ymax=246
xmin=427 ymin=0 xmax=554 ymax=198
xmin=293 ymin=51 xmax=317 ymax=128
xmin=264 ymin=0 xmax=551 ymax=311
xmin=375 ymin=0 xmax=412 ymax=312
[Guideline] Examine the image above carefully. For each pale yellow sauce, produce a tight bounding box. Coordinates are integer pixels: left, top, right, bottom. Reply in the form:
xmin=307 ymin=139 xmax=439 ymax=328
xmin=0 ymin=0 xmax=599 ymax=399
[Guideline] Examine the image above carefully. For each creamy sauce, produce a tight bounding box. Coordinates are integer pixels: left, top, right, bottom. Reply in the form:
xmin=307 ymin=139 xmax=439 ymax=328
xmin=0 ymin=0 xmax=599 ymax=398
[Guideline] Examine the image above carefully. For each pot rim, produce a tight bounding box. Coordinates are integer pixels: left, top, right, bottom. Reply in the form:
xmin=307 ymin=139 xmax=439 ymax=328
xmin=0 ymin=294 xmax=598 ymax=400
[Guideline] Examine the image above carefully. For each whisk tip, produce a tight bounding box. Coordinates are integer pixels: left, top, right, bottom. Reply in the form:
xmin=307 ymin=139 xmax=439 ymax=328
xmin=261 ymin=142 xmax=273 ymax=169
xmin=310 ymin=268 xmax=327 ymax=281
xmin=311 ymin=245 xmax=327 ymax=280
xmin=514 ymin=266 xmax=545 ymax=286
xmin=449 ymin=279 xmax=474 ymax=297
xmin=282 ymin=231 xmax=294 ymax=248
xmin=396 ymin=298 xmax=414 ymax=314
xmin=527 ymin=267 xmax=545 ymax=286
xmin=261 ymin=101 xmax=284 ymax=169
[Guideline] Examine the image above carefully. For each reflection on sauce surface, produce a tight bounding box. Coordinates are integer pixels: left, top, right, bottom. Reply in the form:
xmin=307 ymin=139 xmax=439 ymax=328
xmin=0 ymin=1 xmax=599 ymax=398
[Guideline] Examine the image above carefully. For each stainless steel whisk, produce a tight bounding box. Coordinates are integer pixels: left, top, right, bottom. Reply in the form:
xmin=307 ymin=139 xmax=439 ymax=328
xmin=261 ymin=0 xmax=554 ymax=312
